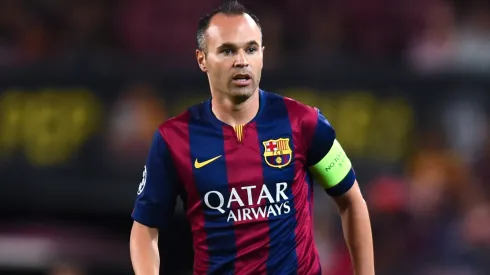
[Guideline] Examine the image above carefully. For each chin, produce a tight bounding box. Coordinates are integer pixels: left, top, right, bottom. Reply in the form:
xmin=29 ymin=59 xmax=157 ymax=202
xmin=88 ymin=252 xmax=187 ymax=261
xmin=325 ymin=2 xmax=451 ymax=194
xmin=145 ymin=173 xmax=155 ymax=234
xmin=233 ymin=84 xmax=257 ymax=94
xmin=226 ymin=87 xmax=255 ymax=104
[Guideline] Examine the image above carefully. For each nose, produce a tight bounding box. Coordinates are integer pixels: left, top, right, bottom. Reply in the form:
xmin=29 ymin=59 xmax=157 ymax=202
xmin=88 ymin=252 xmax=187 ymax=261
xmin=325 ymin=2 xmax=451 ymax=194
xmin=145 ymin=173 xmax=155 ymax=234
xmin=233 ymin=50 xmax=249 ymax=68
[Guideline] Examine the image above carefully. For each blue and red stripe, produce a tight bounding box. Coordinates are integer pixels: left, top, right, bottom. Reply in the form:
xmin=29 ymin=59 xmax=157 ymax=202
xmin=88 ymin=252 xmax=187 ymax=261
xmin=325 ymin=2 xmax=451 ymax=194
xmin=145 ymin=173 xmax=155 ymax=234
xmin=162 ymin=91 xmax=325 ymax=274
xmin=257 ymin=94 xmax=299 ymax=273
xmin=187 ymin=106 xmax=238 ymax=274
xmin=284 ymin=97 xmax=322 ymax=274
xmin=160 ymin=112 xmax=211 ymax=273
xmin=223 ymin=124 xmax=269 ymax=275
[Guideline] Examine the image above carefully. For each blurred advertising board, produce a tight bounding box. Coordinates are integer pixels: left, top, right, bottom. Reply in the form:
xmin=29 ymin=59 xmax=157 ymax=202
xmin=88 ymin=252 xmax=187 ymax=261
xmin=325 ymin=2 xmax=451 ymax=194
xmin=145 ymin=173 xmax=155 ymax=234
xmin=0 ymin=67 xmax=488 ymax=215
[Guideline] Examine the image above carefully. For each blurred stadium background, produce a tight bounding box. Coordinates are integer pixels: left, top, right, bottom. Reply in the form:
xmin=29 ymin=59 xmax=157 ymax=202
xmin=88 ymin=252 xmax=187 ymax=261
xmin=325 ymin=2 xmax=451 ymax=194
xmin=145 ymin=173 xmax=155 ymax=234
xmin=1 ymin=0 xmax=490 ymax=274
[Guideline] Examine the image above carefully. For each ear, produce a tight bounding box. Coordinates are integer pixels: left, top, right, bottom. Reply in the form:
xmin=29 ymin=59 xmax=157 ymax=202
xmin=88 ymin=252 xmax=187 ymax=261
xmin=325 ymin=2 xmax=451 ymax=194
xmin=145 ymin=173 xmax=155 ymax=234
xmin=196 ymin=50 xmax=207 ymax=72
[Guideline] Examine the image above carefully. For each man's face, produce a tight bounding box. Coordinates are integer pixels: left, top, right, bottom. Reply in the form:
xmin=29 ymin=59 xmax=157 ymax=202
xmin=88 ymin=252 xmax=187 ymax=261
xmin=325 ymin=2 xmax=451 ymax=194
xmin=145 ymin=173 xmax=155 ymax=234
xmin=197 ymin=13 xmax=264 ymax=101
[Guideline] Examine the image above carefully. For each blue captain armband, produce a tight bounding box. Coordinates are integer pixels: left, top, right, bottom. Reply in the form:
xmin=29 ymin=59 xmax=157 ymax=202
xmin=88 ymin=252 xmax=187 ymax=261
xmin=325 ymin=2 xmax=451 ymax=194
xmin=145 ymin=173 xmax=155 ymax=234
xmin=308 ymin=139 xmax=356 ymax=196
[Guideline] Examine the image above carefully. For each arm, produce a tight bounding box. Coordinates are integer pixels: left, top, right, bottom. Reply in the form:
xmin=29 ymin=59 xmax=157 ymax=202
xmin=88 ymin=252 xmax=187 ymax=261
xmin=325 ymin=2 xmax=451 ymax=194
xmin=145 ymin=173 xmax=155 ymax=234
xmin=305 ymin=109 xmax=374 ymax=275
xmin=130 ymin=221 xmax=160 ymax=275
xmin=333 ymin=181 xmax=374 ymax=275
xmin=130 ymin=130 xmax=179 ymax=275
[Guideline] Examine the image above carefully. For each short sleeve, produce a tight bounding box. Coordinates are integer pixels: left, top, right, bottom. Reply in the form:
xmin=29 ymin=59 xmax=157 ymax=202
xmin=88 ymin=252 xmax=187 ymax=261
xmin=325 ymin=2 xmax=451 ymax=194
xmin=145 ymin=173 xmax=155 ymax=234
xmin=305 ymin=108 xmax=356 ymax=196
xmin=131 ymin=130 xmax=179 ymax=228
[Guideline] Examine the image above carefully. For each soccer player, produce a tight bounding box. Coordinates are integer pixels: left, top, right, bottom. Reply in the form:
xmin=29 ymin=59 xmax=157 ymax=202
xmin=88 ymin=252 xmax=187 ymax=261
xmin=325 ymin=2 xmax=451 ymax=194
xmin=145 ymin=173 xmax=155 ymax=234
xmin=129 ymin=1 xmax=374 ymax=275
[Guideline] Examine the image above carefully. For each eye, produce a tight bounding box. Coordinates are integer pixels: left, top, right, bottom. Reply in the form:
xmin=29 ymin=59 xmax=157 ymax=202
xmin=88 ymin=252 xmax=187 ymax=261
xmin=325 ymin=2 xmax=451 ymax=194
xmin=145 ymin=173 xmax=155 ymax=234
xmin=222 ymin=48 xmax=234 ymax=55
xmin=246 ymin=47 xmax=257 ymax=53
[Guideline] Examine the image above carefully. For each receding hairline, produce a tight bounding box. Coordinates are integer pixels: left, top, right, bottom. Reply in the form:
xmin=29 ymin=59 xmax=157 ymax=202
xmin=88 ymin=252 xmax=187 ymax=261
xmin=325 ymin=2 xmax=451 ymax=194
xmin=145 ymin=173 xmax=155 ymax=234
xmin=196 ymin=3 xmax=262 ymax=52
xmin=204 ymin=13 xmax=262 ymax=45
xmin=207 ymin=13 xmax=261 ymax=33
xmin=210 ymin=12 xmax=260 ymax=25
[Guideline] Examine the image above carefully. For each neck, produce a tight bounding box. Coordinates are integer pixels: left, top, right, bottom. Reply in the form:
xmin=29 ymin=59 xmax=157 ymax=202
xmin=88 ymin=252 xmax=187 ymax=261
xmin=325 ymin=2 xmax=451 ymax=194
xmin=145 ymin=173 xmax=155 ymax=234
xmin=211 ymin=89 xmax=260 ymax=126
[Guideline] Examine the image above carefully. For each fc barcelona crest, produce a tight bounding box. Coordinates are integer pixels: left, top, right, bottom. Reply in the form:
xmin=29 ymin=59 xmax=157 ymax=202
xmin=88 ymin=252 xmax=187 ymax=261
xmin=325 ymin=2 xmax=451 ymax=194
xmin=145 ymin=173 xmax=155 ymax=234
xmin=262 ymin=138 xmax=292 ymax=168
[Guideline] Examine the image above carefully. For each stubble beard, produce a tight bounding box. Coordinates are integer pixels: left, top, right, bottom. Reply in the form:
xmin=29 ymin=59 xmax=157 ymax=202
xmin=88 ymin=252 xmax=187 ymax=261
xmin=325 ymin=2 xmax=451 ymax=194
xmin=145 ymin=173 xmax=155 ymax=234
xmin=227 ymin=74 xmax=261 ymax=104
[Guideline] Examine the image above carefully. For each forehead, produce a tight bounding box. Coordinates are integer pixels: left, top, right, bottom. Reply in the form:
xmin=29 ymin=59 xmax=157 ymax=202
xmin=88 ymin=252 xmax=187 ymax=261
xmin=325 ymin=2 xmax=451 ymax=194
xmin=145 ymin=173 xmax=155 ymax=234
xmin=206 ymin=13 xmax=261 ymax=47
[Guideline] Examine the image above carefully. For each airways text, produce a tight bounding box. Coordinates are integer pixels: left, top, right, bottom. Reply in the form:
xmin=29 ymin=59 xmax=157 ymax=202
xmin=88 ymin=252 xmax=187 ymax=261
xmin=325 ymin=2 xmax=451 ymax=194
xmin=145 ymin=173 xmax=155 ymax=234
xmin=203 ymin=182 xmax=292 ymax=222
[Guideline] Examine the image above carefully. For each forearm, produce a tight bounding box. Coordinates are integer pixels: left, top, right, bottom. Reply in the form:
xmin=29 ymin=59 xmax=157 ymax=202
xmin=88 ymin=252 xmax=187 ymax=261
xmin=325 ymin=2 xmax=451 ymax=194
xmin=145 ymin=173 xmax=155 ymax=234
xmin=130 ymin=223 xmax=160 ymax=275
xmin=339 ymin=199 xmax=374 ymax=275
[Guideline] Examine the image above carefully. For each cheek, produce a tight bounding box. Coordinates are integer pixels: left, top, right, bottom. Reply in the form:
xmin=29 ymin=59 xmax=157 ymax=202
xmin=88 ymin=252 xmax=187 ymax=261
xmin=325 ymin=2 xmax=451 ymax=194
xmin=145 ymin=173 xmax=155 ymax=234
xmin=206 ymin=62 xmax=222 ymax=76
xmin=253 ymin=60 xmax=264 ymax=75
xmin=210 ymin=66 xmax=230 ymax=83
xmin=208 ymin=59 xmax=229 ymax=72
xmin=252 ymin=55 xmax=264 ymax=68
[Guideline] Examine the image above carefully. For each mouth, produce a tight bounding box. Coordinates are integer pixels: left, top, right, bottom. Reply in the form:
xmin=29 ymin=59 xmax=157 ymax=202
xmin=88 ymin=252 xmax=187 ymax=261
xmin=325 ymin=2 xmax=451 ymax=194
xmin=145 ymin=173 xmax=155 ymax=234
xmin=231 ymin=73 xmax=252 ymax=86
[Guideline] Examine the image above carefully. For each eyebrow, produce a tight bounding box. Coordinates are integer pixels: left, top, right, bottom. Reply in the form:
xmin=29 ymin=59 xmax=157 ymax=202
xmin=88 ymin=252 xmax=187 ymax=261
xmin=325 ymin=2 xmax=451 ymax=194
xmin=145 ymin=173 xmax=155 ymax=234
xmin=217 ymin=40 xmax=260 ymax=50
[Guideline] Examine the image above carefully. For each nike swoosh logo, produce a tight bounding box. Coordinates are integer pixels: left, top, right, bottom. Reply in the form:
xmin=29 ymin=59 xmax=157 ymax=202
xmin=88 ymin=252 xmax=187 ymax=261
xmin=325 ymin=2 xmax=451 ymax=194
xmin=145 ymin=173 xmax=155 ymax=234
xmin=194 ymin=155 xmax=222 ymax=169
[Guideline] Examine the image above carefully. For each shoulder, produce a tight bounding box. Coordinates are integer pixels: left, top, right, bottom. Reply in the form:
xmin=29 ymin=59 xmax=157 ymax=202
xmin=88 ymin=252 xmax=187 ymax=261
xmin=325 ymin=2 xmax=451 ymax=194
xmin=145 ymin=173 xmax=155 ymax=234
xmin=263 ymin=91 xmax=319 ymax=123
xmin=158 ymin=110 xmax=191 ymax=136
xmin=159 ymin=99 xmax=209 ymax=130
xmin=156 ymin=103 xmax=196 ymax=143
xmin=284 ymin=96 xmax=318 ymax=123
xmin=269 ymin=92 xmax=322 ymax=131
xmin=156 ymin=100 xmax=209 ymax=143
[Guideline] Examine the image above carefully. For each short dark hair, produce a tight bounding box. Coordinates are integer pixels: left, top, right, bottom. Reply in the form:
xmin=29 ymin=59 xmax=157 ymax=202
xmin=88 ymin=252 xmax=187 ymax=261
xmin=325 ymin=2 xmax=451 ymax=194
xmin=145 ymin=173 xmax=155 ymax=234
xmin=196 ymin=0 xmax=261 ymax=53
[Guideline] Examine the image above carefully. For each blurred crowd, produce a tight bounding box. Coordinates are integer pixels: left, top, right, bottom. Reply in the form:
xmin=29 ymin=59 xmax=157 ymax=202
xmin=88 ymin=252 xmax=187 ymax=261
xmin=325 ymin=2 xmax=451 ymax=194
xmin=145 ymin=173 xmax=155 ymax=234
xmin=315 ymin=124 xmax=490 ymax=275
xmin=1 ymin=0 xmax=490 ymax=72
xmin=1 ymin=0 xmax=490 ymax=275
